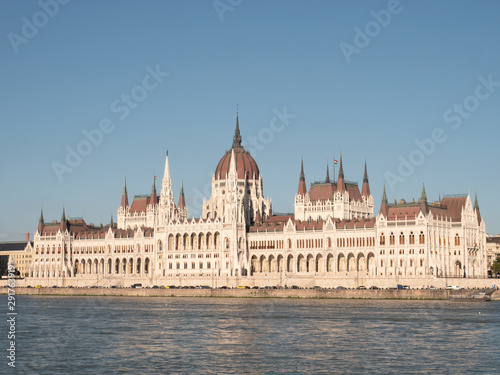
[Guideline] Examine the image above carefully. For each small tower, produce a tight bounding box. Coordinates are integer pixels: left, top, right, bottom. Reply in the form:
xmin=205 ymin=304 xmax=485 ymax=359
xmin=474 ymin=193 xmax=481 ymax=223
xmin=37 ymin=208 xmax=44 ymax=234
xmin=336 ymin=154 xmax=346 ymax=194
xmin=297 ymin=158 xmax=307 ymax=196
xmin=150 ymin=175 xmax=157 ymax=207
xmin=177 ymin=180 xmax=188 ymax=221
xmin=120 ymin=177 xmax=129 ymax=209
xmin=380 ymin=185 xmax=389 ymax=217
xmin=361 ymin=161 xmax=371 ymax=198
xmin=178 ymin=180 xmax=186 ymax=210
xmin=60 ymin=207 xmax=67 ymax=232
xmin=419 ymin=182 xmax=428 ymax=215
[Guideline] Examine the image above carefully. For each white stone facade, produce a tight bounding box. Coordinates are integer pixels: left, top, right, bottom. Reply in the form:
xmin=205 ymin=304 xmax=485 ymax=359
xmin=27 ymin=119 xmax=488 ymax=287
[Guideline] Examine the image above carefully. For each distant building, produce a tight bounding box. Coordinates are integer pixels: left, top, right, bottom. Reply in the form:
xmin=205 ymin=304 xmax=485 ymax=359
xmin=486 ymin=235 xmax=500 ymax=276
xmin=27 ymin=113 xmax=488 ymax=287
xmin=0 ymin=235 xmax=33 ymax=277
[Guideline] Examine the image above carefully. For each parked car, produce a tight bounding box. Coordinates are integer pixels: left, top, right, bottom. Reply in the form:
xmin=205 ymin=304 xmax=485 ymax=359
xmin=369 ymin=286 xmax=379 ymax=290
xmin=357 ymin=286 xmax=367 ymax=290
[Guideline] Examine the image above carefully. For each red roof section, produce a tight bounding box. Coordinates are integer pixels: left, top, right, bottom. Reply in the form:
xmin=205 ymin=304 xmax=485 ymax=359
xmin=308 ymin=182 xmax=362 ymax=203
xmin=130 ymin=196 xmax=151 ymax=214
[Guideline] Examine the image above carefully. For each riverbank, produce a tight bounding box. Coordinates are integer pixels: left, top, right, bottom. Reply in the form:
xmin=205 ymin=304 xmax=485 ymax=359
xmin=3 ymin=287 xmax=499 ymax=300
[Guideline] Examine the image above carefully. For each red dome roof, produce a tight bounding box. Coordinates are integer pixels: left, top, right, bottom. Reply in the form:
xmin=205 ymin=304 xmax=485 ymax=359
xmin=214 ymin=113 xmax=260 ymax=180
xmin=215 ymin=147 xmax=260 ymax=180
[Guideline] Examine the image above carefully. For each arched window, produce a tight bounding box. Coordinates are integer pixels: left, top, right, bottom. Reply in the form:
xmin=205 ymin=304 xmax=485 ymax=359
xmin=409 ymin=232 xmax=415 ymax=245
xmin=399 ymin=232 xmax=405 ymax=245
xmin=389 ymin=233 xmax=395 ymax=245
xmin=419 ymin=231 xmax=425 ymax=244
xmin=380 ymin=233 xmax=385 ymax=245
xmin=454 ymin=234 xmax=460 ymax=246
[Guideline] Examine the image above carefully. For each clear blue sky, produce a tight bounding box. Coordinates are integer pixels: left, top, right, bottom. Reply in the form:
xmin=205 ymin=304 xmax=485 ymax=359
xmin=1 ymin=0 xmax=499 ymax=241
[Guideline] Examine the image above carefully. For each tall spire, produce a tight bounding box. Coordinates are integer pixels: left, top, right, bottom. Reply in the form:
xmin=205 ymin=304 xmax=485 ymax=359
xmin=150 ymin=175 xmax=157 ymax=206
xmin=336 ymin=154 xmax=345 ymax=194
xmin=232 ymin=107 xmax=242 ymax=148
xmin=120 ymin=177 xmax=129 ymax=208
xmin=420 ymin=182 xmax=427 ymax=202
xmin=298 ymin=157 xmax=307 ymax=195
xmin=110 ymin=215 xmax=114 ymax=228
xmin=61 ymin=206 xmax=66 ymax=222
xmin=362 ymin=160 xmax=371 ymax=198
xmin=178 ymin=179 xmax=186 ymax=210
xmin=325 ymin=162 xmax=330 ymax=183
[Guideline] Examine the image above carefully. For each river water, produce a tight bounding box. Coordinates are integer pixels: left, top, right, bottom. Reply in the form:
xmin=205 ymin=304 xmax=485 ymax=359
xmin=2 ymin=296 xmax=500 ymax=374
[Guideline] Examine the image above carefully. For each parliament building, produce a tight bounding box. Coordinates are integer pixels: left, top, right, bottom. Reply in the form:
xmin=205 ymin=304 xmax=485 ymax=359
xmin=27 ymin=114 xmax=488 ymax=288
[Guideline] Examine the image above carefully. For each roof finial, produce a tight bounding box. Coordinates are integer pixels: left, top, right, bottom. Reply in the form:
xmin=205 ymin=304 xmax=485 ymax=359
xmin=39 ymin=208 xmax=44 ymax=223
xmin=363 ymin=160 xmax=368 ymax=182
xmin=474 ymin=192 xmax=479 ymax=210
xmin=325 ymin=161 xmax=330 ymax=183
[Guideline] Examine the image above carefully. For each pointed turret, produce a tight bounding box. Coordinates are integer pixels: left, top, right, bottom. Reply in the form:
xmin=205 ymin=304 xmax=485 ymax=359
xmin=419 ymin=182 xmax=428 ymax=215
xmin=37 ymin=208 xmax=44 ymax=234
xmin=178 ymin=180 xmax=186 ymax=210
xmin=474 ymin=193 xmax=481 ymax=223
xmin=297 ymin=158 xmax=307 ymax=195
xmin=60 ymin=207 xmax=67 ymax=232
xmin=110 ymin=215 xmax=114 ymax=228
xmin=150 ymin=175 xmax=157 ymax=206
xmin=232 ymin=109 xmax=242 ymax=148
xmin=325 ymin=162 xmax=330 ymax=183
xmin=120 ymin=177 xmax=129 ymax=208
xmin=160 ymin=151 xmax=175 ymax=210
xmin=336 ymin=154 xmax=346 ymax=194
xmin=361 ymin=161 xmax=371 ymax=198
xmin=420 ymin=182 xmax=427 ymax=203
xmin=380 ymin=185 xmax=389 ymax=217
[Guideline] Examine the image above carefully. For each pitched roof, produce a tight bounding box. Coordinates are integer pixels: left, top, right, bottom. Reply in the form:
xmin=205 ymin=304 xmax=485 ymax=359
xmin=440 ymin=196 xmax=467 ymax=222
xmin=130 ymin=196 xmax=151 ymax=213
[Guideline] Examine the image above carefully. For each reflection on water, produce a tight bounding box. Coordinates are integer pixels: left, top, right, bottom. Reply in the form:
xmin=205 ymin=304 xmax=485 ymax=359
xmin=4 ymin=296 xmax=500 ymax=374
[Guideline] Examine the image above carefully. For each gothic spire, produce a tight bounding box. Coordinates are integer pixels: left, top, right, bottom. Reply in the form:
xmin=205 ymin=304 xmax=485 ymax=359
xmin=232 ymin=107 xmax=242 ymax=148
xmin=298 ymin=157 xmax=307 ymax=195
xmin=37 ymin=208 xmax=44 ymax=234
xmin=362 ymin=160 xmax=371 ymax=198
xmin=474 ymin=193 xmax=481 ymax=223
xmin=60 ymin=206 xmax=67 ymax=232
xmin=178 ymin=179 xmax=186 ymax=210
xmin=121 ymin=177 xmax=129 ymax=208
xmin=325 ymin=162 xmax=330 ymax=183
xmin=420 ymin=182 xmax=427 ymax=202
xmin=150 ymin=175 xmax=158 ymax=206
xmin=110 ymin=215 xmax=114 ymax=228
xmin=336 ymin=154 xmax=345 ymax=194
xmin=381 ymin=185 xmax=388 ymax=205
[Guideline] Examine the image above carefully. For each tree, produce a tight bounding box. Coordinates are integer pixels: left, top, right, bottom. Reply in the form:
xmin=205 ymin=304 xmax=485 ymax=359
xmin=492 ymin=254 xmax=500 ymax=277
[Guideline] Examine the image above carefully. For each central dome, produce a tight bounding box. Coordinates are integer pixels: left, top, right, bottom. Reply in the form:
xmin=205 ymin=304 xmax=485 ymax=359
xmin=214 ymin=114 xmax=260 ymax=180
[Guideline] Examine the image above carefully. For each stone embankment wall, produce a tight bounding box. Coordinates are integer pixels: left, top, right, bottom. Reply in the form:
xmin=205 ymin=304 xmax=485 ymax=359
xmin=4 ymin=287 xmax=499 ymax=300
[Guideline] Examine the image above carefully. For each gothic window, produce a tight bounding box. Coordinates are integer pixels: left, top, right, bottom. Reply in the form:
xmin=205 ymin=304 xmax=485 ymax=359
xmin=399 ymin=232 xmax=405 ymax=245
xmin=389 ymin=233 xmax=395 ymax=245
xmin=419 ymin=232 xmax=425 ymax=244
xmin=380 ymin=233 xmax=385 ymax=245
